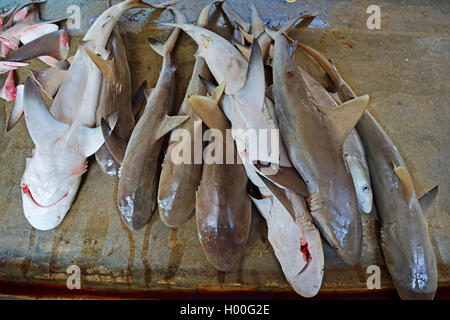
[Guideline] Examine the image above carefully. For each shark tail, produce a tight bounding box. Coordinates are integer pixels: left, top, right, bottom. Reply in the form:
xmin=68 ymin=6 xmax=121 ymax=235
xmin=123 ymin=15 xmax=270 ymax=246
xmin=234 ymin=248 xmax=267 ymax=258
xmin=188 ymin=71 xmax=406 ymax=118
xmin=125 ymin=0 xmax=180 ymax=10
xmin=148 ymin=6 xmax=186 ymax=56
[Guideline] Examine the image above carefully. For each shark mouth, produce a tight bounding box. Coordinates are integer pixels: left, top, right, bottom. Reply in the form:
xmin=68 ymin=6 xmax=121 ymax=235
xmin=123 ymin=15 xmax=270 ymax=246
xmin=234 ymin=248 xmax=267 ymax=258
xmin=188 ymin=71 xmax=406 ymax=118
xmin=21 ymin=183 xmax=68 ymax=208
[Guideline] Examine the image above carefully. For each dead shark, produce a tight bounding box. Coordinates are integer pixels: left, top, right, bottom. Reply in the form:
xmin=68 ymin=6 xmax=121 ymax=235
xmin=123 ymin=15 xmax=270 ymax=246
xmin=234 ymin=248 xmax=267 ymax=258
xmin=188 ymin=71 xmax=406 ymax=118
xmin=157 ymin=1 xmax=220 ymax=228
xmin=20 ymin=0 xmax=172 ymax=231
xmin=117 ymin=6 xmax=188 ymax=231
xmin=310 ymin=53 xmax=439 ymax=300
xmin=188 ymin=82 xmax=252 ymax=272
xmin=270 ymin=33 xmax=369 ymax=265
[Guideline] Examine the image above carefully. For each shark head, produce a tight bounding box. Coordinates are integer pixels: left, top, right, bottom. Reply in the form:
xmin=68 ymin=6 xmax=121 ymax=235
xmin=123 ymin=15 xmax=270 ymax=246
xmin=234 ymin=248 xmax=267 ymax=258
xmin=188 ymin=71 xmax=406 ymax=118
xmin=21 ymin=145 xmax=84 ymax=231
xmin=308 ymin=185 xmax=362 ymax=265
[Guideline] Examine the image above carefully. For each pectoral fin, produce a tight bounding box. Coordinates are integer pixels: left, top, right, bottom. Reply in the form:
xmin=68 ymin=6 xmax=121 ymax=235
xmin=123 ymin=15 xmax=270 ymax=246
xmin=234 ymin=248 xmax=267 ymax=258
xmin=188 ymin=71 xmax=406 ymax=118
xmin=393 ymin=165 xmax=414 ymax=200
xmin=317 ymin=94 xmax=369 ymax=147
xmin=257 ymin=172 xmax=296 ymax=221
xmin=418 ymin=185 xmax=438 ymax=217
xmin=155 ymin=114 xmax=190 ymax=141
xmin=78 ymin=125 xmax=105 ymax=157
xmin=23 ymin=77 xmax=68 ymax=147
xmin=256 ymin=164 xmax=308 ymax=196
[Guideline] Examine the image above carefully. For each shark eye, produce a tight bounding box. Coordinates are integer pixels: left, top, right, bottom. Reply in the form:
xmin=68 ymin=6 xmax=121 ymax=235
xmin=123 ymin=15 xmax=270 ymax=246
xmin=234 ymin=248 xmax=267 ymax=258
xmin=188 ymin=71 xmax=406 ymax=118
xmin=362 ymin=185 xmax=370 ymax=193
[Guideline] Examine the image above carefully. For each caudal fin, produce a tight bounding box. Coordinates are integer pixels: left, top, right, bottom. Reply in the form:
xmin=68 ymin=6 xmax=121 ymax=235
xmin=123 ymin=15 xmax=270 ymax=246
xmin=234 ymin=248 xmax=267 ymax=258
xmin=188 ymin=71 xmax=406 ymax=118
xmin=148 ymin=6 xmax=187 ymax=56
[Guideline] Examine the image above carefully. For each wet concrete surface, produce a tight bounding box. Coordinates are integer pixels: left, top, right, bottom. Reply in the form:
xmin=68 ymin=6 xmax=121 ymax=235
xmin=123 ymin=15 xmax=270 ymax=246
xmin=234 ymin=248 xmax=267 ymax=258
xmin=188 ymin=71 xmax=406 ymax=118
xmin=0 ymin=0 xmax=448 ymax=296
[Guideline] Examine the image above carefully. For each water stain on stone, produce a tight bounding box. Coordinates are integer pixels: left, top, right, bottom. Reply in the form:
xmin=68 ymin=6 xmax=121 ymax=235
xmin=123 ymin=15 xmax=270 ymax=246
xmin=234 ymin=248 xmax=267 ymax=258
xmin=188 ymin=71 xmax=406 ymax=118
xmin=49 ymin=235 xmax=62 ymax=279
xmin=141 ymin=221 xmax=153 ymax=288
xmin=163 ymin=228 xmax=185 ymax=282
xmin=79 ymin=208 xmax=109 ymax=268
xmin=20 ymin=228 xmax=35 ymax=278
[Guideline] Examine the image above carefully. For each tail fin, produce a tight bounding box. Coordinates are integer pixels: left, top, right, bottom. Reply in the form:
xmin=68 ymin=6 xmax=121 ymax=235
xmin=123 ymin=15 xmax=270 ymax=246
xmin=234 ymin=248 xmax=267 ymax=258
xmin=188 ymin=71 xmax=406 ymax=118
xmin=148 ymin=6 xmax=186 ymax=56
xmin=125 ymin=0 xmax=180 ymax=10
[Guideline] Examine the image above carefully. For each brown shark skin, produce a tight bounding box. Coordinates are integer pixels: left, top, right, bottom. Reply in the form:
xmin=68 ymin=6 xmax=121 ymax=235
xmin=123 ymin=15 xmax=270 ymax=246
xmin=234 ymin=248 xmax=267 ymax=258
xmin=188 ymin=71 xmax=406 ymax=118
xmin=357 ymin=112 xmax=438 ymax=300
xmin=196 ymin=161 xmax=251 ymax=272
xmin=95 ymin=27 xmax=133 ymax=177
xmin=118 ymin=52 xmax=176 ymax=231
xmin=271 ymin=34 xmax=361 ymax=265
xmin=6 ymin=30 xmax=68 ymax=62
xmin=157 ymin=57 xmax=212 ymax=227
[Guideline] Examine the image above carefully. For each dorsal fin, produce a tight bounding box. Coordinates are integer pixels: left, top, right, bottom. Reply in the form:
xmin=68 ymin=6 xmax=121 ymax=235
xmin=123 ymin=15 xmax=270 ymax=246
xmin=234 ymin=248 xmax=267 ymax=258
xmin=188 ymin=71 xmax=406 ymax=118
xmin=23 ymin=77 xmax=68 ymax=148
xmin=234 ymin=39 xmax=265 ymax=113
xmin=316 ymin=94 xmax=369 ymax=147
xmin=393 ymin=165 xmax=414 ymax=200
xmin=85 ymin=48 xmax=117 ymax=86
xmin=418 ymin=186 xmax=438 ymax=217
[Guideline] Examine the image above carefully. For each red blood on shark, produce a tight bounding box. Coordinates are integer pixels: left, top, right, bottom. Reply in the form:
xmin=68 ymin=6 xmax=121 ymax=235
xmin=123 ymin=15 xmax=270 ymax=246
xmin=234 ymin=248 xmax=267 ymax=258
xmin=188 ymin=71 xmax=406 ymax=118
xmin=300 ymin=238 xmax=312 ymax=262
xmin=3 ymin=71 xmax=17 ymax=101
xmin=21 ymin=183 xmax=69 ymax=208
xmin=60 ymin=30 xmax=69 ymax=48
xmin=14 ymin=8 xmax=28 ymax=23
xmin=0 ymin=36 xmax=18 ymax=50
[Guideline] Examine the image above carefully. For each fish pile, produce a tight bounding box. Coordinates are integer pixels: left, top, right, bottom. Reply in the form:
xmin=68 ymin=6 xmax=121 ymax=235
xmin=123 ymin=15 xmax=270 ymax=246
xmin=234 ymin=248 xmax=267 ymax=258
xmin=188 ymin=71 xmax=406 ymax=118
xmin=1 ymin=0 xmax=70 ymax=130
xmin=3 ymin=0 xmax=439 ymax=300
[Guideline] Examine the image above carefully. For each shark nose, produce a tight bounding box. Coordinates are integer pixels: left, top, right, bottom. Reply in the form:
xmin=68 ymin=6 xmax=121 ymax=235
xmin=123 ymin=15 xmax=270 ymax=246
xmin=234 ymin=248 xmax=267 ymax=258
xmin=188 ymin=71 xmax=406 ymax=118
xmin=312 ymin=207 xmax=362 ymax=265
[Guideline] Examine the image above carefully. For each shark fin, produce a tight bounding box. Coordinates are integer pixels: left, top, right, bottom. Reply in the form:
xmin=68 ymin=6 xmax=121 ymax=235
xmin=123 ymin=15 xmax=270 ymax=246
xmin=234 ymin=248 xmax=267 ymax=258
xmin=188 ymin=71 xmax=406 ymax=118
xmin=234 ymin=39 xmax=265 ymax=113
xmin=221 ymin=0 xmax=251 ymax=32
xmin=78 ymin=125 xmax=105 ymax=157
xmin=85 ymin=48 xmax=116 ymax=86
xmin=250 ymin=2 xmax=265 ymax=37
xmin=188 ymin=88 xmax=227 ymax=132
xmin=280 ymin=12 xmax=319 ymax=34
xmin=155 ymin=114 xmax=190 ymax=141
xmin=211 ymin=81 xmax=226 ymax=102
xmin=148 ymin=6 xmax=186 ymax=56
xmin=257 ymin=165 xmax=308 ymax=196
xmin=132 ymin=80 xmax=148 ymax=119
xmin=23 ymin=77 xmax=68 ymax=147
xmin=317 ymin=94 xmax=369 ymax=147
xmin=197 ymin=1 xmax=222 ymax=27
xmin=250 ymin=195 xmax=272 ymax=220
xmin=7 ymin=84 xmax=24 ymax=132
xmin=393 ymin=165 xmax=414 ymax=200
xmin=418 ymin=185 xmax=438 ymax=217
xmin=256 ymin=172 xmax=296 ymax=221
xmin=233 ymin=40 xmax=251 ymax=61
xmin=30 ymin=68 xmax=67 ymax=99
xmin=101 ymin=117 xmax=126 ymax=163
xmin=199 ymin=75 xmax=216 ymax=95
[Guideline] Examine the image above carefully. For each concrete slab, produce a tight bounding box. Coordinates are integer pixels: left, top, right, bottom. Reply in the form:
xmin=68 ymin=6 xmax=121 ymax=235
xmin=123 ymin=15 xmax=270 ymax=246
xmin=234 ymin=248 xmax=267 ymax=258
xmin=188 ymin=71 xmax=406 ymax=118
xmin=0 ymin=0 xmax=448 ymax=297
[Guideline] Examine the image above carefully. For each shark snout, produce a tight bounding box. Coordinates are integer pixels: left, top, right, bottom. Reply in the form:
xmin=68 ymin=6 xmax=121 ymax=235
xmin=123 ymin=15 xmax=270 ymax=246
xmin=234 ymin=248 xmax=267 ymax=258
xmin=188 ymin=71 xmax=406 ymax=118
xmin=311 ymin=203 xmax=362 ymax=265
